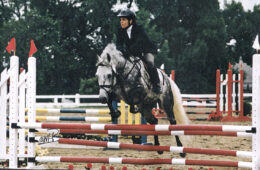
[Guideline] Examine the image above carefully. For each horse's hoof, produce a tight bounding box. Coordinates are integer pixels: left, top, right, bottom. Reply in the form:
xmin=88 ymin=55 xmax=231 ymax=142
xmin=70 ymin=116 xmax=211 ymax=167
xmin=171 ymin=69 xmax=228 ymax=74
xmin=157 ymin=151 xmax=163 ymax=154
xmin=111 ymin=110 xmax=121 ymax=119
xmin=179 ymin=152 xmax=186 ymax=157
xmin=132 ymin=136 xmax=142 ymax=144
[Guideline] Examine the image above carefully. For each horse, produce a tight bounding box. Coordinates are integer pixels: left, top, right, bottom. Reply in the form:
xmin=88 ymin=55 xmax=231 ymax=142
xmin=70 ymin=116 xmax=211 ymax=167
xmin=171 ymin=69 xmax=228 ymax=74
xmin=96 ymin=43 xmax=189 ymax=157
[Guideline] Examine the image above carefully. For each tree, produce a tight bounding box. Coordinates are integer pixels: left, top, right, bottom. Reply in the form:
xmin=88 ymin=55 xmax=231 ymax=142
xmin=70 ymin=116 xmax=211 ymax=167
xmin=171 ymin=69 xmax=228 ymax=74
xmin=1 ymin=0 xmax=118 ymax=94
xmin=1 ymin=0 xmax=259 ymax=95
xmin=139 ymin=0 xmax=228 ymax=93
xmin=222 ymin=1 xmax=255 ymax=66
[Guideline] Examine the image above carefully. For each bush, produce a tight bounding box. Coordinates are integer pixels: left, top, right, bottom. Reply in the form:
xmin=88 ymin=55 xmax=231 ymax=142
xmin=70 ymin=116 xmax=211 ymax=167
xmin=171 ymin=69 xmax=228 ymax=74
xmin=243 ymin=101 xmax=252 ymax=116
xmin=79 ymin=77 xmax=99 ymax=94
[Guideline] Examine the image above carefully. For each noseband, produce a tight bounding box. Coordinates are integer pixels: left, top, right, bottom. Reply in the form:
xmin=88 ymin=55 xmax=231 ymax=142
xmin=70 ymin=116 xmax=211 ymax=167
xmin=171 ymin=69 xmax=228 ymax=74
xmin=97 ymin=64 xmax=116 ymax=95
xmin=97 ymin=55 xmax=142 ymax=99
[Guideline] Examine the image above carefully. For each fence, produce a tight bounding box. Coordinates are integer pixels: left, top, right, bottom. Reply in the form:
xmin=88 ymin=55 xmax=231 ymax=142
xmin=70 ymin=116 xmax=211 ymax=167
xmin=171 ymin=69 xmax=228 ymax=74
xmin=35 ymin=93 xmax=252 ymax=108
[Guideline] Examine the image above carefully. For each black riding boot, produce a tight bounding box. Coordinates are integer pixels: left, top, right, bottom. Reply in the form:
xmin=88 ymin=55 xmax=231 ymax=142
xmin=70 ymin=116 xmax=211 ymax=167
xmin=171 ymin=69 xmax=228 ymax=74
xmin=142 ymin=53 xmax=161 ymax=94
xmin=148 ymin=65 xmax=161 ymax=94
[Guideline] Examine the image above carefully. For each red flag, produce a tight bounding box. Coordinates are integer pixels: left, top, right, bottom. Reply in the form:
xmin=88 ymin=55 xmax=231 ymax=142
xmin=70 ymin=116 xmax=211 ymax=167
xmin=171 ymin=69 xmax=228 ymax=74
xmin=228 ymin=62 xmax=232 ymax=69
xmin=6 ymin=38 xmax=16 ymax=54
xmin=29 ymin=40 xmax=37 ymax=57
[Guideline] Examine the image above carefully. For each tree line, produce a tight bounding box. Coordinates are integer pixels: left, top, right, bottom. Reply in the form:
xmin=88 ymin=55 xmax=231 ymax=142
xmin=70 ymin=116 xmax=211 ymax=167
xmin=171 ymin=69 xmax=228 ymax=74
xmin=0 ymin=0 xmax=259 ymax=94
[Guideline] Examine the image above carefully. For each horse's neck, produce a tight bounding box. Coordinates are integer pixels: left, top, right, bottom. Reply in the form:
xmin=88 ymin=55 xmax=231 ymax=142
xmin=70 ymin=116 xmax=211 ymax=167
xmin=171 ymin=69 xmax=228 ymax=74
xmin=112 ymin=55 xmax=126 ymax=69
xmin=112 ymin=56 xmax=141 ymax=88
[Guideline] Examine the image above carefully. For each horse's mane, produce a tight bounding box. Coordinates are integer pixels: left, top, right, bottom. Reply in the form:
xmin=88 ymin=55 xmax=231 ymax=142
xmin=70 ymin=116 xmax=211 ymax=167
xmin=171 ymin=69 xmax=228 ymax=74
xmin=101 ymin=43 xmax=123 ymax=58
xmin=97 ymin=43 xmax=123 ymax=67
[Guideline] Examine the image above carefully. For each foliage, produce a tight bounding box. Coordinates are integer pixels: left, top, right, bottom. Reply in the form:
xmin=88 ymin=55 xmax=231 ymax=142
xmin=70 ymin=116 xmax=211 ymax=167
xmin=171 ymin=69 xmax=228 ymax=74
xmin=0 ymin=0 xmax=258 ymax=94
xmin=79 ymin=77 xmax=99 ymax=94
xmin=222 ymin=1 xmax=255 ymax=66
xmin=243 ymin=101 xmax=252 ymax=116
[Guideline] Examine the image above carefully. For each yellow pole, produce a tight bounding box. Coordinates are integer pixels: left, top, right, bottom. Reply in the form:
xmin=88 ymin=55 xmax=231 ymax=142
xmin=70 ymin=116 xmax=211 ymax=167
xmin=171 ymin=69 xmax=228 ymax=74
xmin=135 ymin=113 xmax=141 ymax=125
xmin=120 ymin=100 xmax=125 ymax=124
xmin=127 ymin=105 xmax=132 ymax=124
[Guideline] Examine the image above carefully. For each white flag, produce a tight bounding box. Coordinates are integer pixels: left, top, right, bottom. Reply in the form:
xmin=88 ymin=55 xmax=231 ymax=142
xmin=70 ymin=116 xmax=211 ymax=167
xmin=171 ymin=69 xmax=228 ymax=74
xmin=252 ymin=35 xmax=260 ymax=51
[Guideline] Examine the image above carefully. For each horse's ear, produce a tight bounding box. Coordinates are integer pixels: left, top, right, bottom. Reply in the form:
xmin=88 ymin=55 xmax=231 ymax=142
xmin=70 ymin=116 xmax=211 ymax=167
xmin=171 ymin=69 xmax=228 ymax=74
xmin=107 ymin=54 xmax=111 ymax=62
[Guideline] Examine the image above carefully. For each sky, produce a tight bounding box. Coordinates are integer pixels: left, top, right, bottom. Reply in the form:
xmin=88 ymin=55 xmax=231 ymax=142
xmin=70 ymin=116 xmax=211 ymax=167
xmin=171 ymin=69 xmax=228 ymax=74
xmin=219 ymin=0 xmax=260 ymax=11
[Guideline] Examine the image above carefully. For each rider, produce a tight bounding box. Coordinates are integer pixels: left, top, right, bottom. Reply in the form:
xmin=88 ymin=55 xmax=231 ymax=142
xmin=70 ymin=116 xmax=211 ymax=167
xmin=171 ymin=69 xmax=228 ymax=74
xmin=116 ymin=9 xmax=161 ymax=94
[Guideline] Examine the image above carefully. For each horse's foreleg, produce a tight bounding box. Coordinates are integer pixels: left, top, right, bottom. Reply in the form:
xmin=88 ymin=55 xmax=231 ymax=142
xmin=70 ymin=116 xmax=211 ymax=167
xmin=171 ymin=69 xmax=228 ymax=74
xmin=107 ymin=99 xmax=121 ymax=122
xmin=141 ymin=106 xmax=163 ymax=154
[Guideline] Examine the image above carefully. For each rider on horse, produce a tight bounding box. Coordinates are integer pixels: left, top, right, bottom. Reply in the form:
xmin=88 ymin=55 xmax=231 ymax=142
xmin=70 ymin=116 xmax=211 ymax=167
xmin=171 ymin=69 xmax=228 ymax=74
xmin=116 ymin=9 xmax=162 ymax=94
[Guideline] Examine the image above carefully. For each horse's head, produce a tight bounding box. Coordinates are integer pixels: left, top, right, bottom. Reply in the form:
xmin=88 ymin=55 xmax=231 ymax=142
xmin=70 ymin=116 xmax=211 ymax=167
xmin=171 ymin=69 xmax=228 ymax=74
xmin=96 ymin=57 xmax=116 ymax=103
xmin=99 ymin=43 xmax=125 ymax=72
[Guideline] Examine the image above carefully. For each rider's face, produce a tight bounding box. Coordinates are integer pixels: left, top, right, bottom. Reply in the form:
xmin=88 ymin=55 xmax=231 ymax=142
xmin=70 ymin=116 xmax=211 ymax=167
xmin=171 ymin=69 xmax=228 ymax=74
xmin=120 ymin=17 xmax=132 ymax=29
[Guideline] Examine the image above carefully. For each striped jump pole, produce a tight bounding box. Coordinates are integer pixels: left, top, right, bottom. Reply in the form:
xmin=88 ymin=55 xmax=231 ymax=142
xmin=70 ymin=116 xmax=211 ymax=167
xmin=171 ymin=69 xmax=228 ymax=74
xmin=58 ymin=138 xmax=252 ymax=158
xmin=25 ymin=116 xmax=111 ymax=122
xmin=58 ymin=129 xmax=251 ymax=137
xmin=25 ymin=108 xmax=110 ymax=114
xmin=16 ymin=123 xmax=253 ymax=132
xmin=183 ymin=105 xmax=216 ymax=108
xmin=34 ymin=156 xmax=252 ymax=168
xmin=182 ymin=97 xmax=216 ymax=102
xmin=186 ymin=111 xmax=214 ymax=114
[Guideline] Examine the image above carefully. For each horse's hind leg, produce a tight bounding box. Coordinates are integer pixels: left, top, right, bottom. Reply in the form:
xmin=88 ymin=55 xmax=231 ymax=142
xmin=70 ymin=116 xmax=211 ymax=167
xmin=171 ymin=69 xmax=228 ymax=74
xmin=163 ymin=100 xmax=186 ymax=157
xmin=140 ymin=106 xmax=163 ymax=154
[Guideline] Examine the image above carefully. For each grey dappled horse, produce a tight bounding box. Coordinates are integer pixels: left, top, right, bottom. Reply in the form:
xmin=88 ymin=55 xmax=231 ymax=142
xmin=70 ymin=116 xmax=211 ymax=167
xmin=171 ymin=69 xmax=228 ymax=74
xmin=96 ymin=43 xmax=189 ymax=157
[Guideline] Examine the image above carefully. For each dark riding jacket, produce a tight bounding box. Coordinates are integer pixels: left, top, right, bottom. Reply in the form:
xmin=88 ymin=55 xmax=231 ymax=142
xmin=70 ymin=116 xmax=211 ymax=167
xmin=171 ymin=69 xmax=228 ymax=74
xmin=116 ymin=23 xmax=157 ymax=57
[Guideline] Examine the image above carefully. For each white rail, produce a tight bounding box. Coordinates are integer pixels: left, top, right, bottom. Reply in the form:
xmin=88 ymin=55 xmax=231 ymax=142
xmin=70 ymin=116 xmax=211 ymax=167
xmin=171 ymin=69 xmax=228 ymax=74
xmin=35 ymin=93 xmax=252 ymax=108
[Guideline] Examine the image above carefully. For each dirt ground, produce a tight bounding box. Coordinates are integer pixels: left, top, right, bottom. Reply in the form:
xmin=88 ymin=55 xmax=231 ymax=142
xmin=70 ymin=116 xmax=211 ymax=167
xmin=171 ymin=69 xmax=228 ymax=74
xmin=37 ymin=108 xmax=252 ymax=170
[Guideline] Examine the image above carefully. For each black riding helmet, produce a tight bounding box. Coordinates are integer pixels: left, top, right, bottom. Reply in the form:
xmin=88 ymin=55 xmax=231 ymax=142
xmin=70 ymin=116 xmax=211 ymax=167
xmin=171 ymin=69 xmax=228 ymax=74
xmin=117 ymin=9 xmax=136 ymax=21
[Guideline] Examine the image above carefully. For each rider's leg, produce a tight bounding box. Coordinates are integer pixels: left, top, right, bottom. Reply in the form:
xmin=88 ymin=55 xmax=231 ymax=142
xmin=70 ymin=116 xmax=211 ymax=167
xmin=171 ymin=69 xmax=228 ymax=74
xmin=143 ymin=53 xmax=161 ymax=93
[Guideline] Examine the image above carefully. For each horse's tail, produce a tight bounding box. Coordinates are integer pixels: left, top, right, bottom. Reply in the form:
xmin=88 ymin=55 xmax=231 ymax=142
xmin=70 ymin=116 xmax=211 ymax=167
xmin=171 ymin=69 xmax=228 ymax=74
xmin=169 ymin=78 xmax=189 ymax=125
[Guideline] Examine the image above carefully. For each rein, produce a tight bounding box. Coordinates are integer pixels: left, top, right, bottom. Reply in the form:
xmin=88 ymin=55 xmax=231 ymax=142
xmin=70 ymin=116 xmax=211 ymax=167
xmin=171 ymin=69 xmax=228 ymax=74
xmin=114 ymin=56 xmax=142 ymax=103
xmin=120 ymin=56 xmax=142 ymax=80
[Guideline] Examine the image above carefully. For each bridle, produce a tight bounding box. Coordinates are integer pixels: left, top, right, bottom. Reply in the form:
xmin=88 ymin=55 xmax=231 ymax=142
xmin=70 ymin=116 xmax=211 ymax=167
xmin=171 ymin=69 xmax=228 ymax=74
xmin=97 ymin=63 xmax=116 ymax=95
xmin=97 ymin=54 xmax=142 ymax=101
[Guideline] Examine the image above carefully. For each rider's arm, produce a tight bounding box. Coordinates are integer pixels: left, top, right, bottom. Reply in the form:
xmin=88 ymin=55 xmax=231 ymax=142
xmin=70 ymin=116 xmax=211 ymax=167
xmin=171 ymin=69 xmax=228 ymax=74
xmin=116 ymin=28 xmax=129 ymax=56
xmin=129 ymin=25 xmax=157 ymax=55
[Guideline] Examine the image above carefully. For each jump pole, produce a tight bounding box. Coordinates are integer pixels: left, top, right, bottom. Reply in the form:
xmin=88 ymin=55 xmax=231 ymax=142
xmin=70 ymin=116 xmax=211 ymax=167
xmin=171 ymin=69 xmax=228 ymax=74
xmin=33 ymin=156 xmax=252 ymax=168
xmin=16 ymin=123 xmax=252 ymax=132
xmin=58 ymin=138 xmax=252 ymax=158
xmin=57 ymin=129 xmax=252 ymax=137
